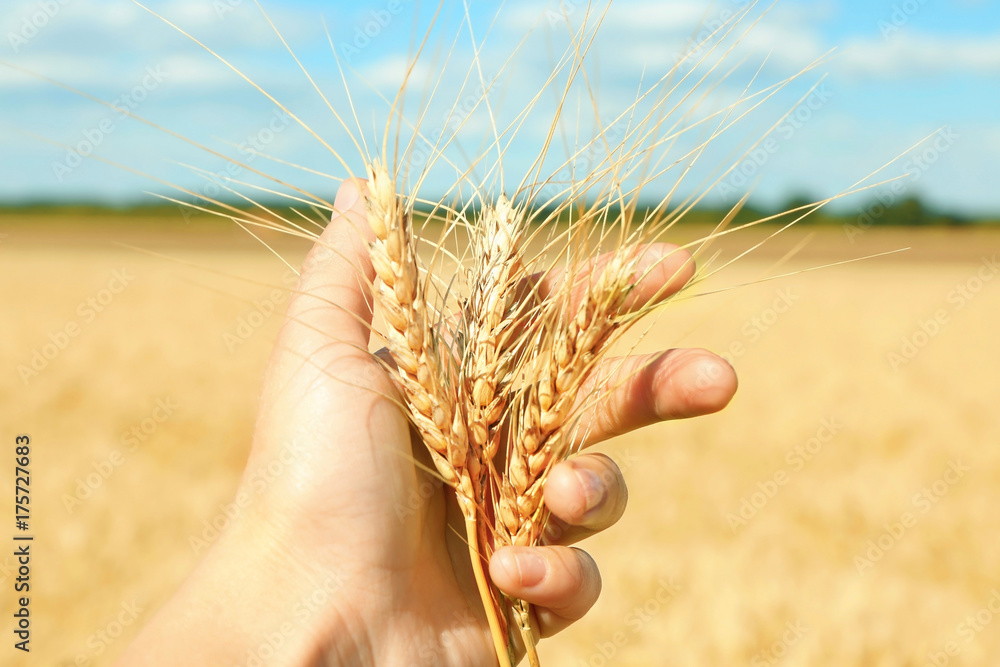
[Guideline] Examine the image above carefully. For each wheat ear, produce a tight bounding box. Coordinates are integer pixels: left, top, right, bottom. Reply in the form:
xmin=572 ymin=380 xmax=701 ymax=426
xmin=460 ymin=196 xmax=530 ymax=661
xmin=363 ymin=160 xmax=513 ymax=667
xmin=464 ymin=195 xmax=528 ymax=484
xmin=499 ymin=251 xmax=636 ymax=545
xmin=365 ymin=161 xmax=472 ymax=497
xmin=497 ymin=249 xmax=639 ymax=663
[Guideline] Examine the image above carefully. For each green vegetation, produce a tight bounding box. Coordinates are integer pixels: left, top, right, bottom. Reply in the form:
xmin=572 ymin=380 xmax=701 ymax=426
xmin=0 ymin=195 xmax=995 ymax=227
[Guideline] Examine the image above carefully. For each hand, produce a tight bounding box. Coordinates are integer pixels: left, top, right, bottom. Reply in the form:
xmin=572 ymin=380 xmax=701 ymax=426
xmin=118 ymin=179 xmax=737 ymax=666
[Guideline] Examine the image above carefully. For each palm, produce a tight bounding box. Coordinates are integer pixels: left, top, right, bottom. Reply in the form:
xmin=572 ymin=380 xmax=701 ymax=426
xmin=254 ymin=341 xmax=499 ymax=663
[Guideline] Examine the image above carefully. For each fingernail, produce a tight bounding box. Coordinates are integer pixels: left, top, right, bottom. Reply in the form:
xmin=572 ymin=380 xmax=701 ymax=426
xmin=636 ymin=246 xmax=662 ymax=273
xmin=574 ymin=464 xmax=607 ymax=516
xmin=334 ymin=179 xmax=361 ymax=214
xmin=542 ymin=517 xmax=565 ymax=545
xmin=499 ymin=549 xmax=547 ymax=588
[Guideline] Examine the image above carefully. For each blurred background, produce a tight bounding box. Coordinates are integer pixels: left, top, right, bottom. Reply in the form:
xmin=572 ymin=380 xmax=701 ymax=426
xmin=1 ymin=0 xmax=999 ymax=665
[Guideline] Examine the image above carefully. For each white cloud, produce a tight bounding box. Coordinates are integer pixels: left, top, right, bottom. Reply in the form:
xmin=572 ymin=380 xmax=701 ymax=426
xmin=500 ymin=0 xmax=832 ymax=94
xmin=736 ymin=22 xmax=827 ymax=72
xmin=2 ymin=0 xmax=997 ymax=214
xmin=2 ymin=0 xmax=319 ymax=64
xmin=0 ymin=51 xmax=231 ymax=90
xmin=0 ymin=0 xmax=328 ymax=95
xmin=357 ymin=55 xmax=434 ymax=92
xmin=0 ymin=54 xmax=110 ymax=89
xmin=588 ymin=0 xmax=714 ymax=33
xmin=986 ymin=126 xmax=1000 ymax=153
xmin=505 ymin=2 xmax=1000 ymax=85
xmin=837 ymin=31 xmax=1000 ymax=79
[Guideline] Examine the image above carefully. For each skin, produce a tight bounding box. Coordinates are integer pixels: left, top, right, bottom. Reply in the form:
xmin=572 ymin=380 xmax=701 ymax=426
xmin=117 ymin=179 xmax=738 ymax=666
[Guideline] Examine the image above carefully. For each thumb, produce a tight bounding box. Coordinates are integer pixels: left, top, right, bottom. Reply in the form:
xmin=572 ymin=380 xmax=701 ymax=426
xmin=282 ymin=178 xmax=376 ymax=371
xmin=259 ymin=179 xmax=381 ymax=411
xmin=293 ymin=179 xmax=375 ymax=352
xmin=247 ymin=178 xmax=413 ymax=533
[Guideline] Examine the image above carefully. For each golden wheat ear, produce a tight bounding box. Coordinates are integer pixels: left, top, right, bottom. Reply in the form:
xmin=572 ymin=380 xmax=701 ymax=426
xmin=362 ymin=160 xmax=515 ymax=666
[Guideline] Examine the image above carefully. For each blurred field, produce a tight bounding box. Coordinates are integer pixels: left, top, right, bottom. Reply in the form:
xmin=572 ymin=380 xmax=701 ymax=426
xmin=2 ymin=219 xmax=1000 ymax=666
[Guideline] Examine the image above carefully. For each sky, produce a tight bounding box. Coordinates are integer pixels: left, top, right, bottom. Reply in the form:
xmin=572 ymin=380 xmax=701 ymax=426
xmin=0 ymin=0 xmax=997 ymax=216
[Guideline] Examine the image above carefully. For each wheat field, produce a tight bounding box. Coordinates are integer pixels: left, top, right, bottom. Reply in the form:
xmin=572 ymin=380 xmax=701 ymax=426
xmin=2 ymin=219 xmax=998 ymax=666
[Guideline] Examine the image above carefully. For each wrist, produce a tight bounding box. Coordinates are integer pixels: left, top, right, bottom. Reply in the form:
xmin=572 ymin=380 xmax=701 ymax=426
xmin=210 ymin=516 xmax=354 ymax=664
xmin=118 ymin=507 xmax=364 ymax=666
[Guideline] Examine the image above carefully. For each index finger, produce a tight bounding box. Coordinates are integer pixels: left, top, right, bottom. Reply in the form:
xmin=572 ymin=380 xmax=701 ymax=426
xmin=523 ymin=243 xmax=695 ymax=316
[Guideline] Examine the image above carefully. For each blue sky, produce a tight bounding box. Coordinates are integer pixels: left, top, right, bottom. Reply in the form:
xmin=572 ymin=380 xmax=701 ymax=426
xmin=1 ymin=0 xmax=997 ymax=216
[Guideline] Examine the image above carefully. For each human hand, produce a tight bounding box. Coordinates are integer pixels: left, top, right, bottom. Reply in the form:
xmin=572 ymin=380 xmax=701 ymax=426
xmin=118 ymin=178 xmax=737 ymax=666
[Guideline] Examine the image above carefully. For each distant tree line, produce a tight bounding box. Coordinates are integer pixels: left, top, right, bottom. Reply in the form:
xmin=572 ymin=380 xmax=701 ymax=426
xmin=0 ymin=194 xmax=994 ymax=227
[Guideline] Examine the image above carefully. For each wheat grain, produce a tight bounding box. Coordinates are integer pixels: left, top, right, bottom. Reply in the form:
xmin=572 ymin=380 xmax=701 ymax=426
xmin=462 ymin=196 xmax=528 ymax=485
xmin=365 ymin=160 xmax=476 ymax=502
xmin=490 ymin=247 xmax=638 ymax=663
xmin=498 ymin=250 xmax=637 ymax=547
